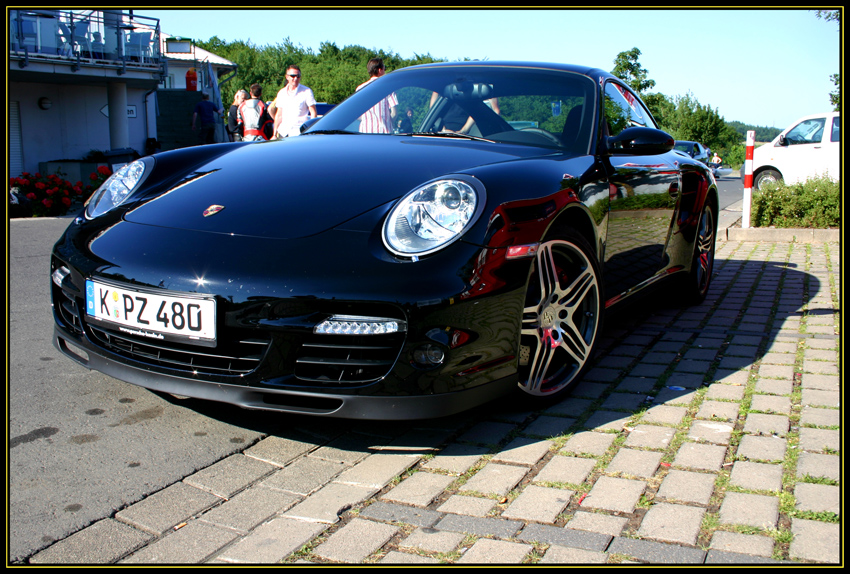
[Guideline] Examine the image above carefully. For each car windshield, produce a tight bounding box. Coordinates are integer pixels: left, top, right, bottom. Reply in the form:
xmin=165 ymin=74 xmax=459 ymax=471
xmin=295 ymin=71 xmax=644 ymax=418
xmin=674 ymin=142 xmax=698 ymax=156
xmin=305 ymin=65 xmax=597 ymax=152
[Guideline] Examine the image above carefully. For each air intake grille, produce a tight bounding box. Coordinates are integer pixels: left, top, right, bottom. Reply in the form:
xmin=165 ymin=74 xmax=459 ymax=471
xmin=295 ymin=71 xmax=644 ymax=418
xmin=295 ymin=333 xmax=405 ymax=384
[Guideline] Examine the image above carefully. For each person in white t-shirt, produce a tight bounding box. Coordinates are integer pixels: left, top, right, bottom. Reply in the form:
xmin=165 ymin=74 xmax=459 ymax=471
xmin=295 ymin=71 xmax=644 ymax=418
xmin=269 ymin=65 xmax=317 ymax=138
xmin=356 ymin=58 xmax=398 ymax=134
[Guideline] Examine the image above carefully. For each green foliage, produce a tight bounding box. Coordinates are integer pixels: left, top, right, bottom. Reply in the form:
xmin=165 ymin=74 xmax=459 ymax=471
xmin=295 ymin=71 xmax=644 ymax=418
xmin=727 ymin=121 xmax=782 ymax=142
xmin=642 ymin=92 xmax=674 ymax=132
xmin=723 ymin=144 xmax=745 ymax=170
xmin=611 ymin=47 xmax=655 ymax=94
xmin=750 ymin=175 xmax=840 ymax=228
xmin=814 ymin=11 xmax=840 ymax=110
xmin=610 ymin=192 xmax=676 ymax=211
xmin=829 ymin=73 xmax=840 ymax=111
xmin=194 ymin=36 xmax=443 ymax=107
xmin=610 ymin=48 xmax=738 ymax=158
xmin=664 ymin=92 xmax=738 ymax=152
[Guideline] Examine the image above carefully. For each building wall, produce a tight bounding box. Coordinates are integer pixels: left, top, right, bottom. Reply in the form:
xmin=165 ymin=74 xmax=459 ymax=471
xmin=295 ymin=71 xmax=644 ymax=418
xmin=8 ymin=81 xmax=156 ymax=176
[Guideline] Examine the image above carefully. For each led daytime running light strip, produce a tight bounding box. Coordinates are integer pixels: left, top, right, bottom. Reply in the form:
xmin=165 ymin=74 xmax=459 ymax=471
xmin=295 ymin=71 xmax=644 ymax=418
xmin=314 ymin=315 xmax=407 ymax=336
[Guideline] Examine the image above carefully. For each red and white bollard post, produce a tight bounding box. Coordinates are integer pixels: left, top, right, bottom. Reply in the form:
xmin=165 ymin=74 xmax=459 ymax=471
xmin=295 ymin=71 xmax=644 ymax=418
xmin=742 ymin=130 xmax=755 ymax=229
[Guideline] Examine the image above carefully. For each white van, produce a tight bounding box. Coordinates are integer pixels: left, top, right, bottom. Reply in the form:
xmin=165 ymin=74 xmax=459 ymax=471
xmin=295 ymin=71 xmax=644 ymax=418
xmin=750 ymin=112 xmax=840 ymax=190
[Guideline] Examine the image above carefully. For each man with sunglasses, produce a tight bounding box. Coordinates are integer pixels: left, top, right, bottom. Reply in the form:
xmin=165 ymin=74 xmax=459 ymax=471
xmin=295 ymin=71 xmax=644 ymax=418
xmin=269 ymin=65 xmax=317 ymax=138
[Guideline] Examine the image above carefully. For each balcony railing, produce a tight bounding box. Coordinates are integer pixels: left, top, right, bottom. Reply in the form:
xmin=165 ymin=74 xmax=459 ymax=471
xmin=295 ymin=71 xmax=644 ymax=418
xmin=9 ymin=9 xmax=163 ymax=76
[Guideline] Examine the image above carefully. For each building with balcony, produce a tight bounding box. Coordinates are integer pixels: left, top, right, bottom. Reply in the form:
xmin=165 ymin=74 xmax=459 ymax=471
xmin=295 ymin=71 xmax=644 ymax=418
xmin=8 ymin=9 xmax=237 ymax=179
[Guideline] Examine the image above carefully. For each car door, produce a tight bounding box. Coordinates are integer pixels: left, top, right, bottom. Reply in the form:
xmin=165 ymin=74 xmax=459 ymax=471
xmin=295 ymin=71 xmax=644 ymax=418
xmin=826 ymin=113 xmax=840 ymax=179
xmin=777 ymin=115 xmax=829 ymax=184
xmin=601 ymin=81 xmax=678 ymax=302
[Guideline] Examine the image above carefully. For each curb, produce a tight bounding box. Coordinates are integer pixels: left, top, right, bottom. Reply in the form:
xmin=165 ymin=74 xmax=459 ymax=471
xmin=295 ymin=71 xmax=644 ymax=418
xmin=721 ymin=227 xmax=840 ymax=243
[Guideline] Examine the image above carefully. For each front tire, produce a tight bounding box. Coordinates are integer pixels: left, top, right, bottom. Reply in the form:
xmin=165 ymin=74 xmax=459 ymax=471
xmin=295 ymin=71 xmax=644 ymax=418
xmin=518 ymin=233 xmax=602 ymax=398
xmin=754 ymin=169 xmax=782 ymax=190
xmin=680 ymin=202 xmax=716 ymax=305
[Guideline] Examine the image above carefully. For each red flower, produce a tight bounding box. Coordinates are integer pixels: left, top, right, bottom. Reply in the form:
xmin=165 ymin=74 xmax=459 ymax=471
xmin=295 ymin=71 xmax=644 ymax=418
xmin=42 ymin=199 xmax=53 ymax=208
xmin=97 ymin=165 xmax=112 ymax=176
xmin=27 ymin=193 xmax=37 ymax=201
xmin=35 ymin=182 xmax=47 ymax=190
xmin=61 ymin=196 xmax=72 ymax=207
xmin=90 ymin=172 xmax=98 ymax=180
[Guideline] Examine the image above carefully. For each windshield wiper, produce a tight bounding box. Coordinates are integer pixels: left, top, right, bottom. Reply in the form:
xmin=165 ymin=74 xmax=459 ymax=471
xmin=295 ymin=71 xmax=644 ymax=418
xmin=407 ymin=131 xmax=495 ymax=143
xmin=303 ymin=129 xmax=359 ymax=136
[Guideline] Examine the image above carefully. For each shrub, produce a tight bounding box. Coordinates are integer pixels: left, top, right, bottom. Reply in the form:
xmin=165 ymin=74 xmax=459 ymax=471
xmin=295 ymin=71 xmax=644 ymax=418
xmin=9 ymin=166 xmax=112 ymax=217
xmin=750 ymin=175 xmax=840 ymax=228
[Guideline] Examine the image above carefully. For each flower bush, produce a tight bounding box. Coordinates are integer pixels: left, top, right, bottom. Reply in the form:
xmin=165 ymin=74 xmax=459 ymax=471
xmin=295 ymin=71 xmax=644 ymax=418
xmin=751 ymin=175 xmax=840 ymax=228
xmin=9 ymin=166 xmax=112 ymax=217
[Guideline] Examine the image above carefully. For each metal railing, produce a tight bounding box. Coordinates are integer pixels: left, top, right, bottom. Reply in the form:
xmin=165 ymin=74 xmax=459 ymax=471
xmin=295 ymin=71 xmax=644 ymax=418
xmin=9 ymin=9 xmax=163 ymax=74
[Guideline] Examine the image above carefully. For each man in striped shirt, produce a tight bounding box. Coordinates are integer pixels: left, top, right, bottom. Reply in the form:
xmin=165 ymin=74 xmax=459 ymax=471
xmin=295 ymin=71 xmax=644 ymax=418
xmin=356 ymin=58 xmax=398 ymax=134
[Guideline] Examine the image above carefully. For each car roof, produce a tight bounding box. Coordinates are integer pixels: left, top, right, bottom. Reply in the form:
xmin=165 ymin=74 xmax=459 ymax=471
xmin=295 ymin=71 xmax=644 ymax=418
xmin=395 ymin=60 xmax=612 ymax=80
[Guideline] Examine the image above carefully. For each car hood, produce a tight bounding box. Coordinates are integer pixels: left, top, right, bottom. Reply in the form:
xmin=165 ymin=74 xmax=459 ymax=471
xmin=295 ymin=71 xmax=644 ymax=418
xmin=124 ymin=135 xmax=550 ymax=239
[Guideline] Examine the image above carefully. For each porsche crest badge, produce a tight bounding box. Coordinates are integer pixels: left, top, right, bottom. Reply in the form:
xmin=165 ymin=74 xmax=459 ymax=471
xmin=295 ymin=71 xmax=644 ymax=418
xmin=203 ymin=205 xmax=225 ymax=217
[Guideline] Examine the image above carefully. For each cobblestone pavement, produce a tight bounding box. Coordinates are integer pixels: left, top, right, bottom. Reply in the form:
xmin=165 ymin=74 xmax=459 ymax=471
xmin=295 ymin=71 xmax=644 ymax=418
xmin=29 ymin=240 xmax=841 ymax=565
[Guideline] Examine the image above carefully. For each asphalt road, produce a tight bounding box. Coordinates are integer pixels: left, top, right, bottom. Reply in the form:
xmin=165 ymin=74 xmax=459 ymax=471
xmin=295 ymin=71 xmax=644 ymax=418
xmin=9 ymin=216 xmax=334 ymax=561
xmin=8 ymin=171 xmax=746 ymax=563
xmin=714 ymin=171 xmax=744 ymax=212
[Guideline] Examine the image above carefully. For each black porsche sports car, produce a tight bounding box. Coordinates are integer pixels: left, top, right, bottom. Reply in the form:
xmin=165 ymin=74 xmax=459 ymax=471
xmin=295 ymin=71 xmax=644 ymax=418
xmin=52 ymin=61 xmax=717 ymax=420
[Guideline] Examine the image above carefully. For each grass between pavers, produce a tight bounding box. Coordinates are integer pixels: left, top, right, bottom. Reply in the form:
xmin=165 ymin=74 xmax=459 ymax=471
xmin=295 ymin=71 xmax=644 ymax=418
xmin=694 ymin=242 xmax=772 ymax=551
xmin=699 ymin=241 xmax=844 ymax=562
xmin=293 ymin=241 xmax=838 ymax=564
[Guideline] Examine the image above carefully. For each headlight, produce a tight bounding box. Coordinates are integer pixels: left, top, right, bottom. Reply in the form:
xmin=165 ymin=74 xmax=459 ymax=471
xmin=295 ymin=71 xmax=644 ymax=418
xmin=383 ymin=177 xmax=485 ymax=257
xmin=85 ymin=159 xmax=149 ymax=219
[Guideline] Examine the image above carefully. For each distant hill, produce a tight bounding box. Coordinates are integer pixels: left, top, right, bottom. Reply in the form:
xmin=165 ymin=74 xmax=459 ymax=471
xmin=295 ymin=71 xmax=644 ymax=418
xmin=728 ymin=121 xmax=782 ymax=142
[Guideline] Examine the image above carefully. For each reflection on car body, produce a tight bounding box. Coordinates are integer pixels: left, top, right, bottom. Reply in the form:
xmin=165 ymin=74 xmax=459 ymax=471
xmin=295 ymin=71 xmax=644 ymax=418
xmin=52 ymin=61 xmax=718 ymax=419
xmin=673 ymin=140 xmax=710 ymax=164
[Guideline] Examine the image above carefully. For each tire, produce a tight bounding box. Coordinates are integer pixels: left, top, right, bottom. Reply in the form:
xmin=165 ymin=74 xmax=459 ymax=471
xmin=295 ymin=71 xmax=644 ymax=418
xmin=754 ymin=169 xmax=782 ymax=190
xmin=518 ymin=232 xmax=602 ymax=398
xmin=679 ymin=202 xmax=716 ymax=305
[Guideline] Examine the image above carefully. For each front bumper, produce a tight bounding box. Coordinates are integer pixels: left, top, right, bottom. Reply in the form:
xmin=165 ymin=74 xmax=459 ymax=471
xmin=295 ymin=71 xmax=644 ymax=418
xmin=51 ymin=221 xmax=532 ymax=419
xmin=52 ymin=328 xmax=517 ymax=419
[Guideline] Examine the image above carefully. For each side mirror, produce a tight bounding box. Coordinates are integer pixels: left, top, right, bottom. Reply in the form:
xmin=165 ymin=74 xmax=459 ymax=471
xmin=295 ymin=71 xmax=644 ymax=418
xmin=607 ymin=127 xmax=674 ymax=156
xmin=777 ymin=134 xmax=787 ymax=146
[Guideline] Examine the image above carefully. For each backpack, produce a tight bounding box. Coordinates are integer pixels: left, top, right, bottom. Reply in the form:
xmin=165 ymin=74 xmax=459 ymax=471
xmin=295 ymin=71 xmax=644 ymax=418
xmin=260 ymin=105 xmax=274 ymax=140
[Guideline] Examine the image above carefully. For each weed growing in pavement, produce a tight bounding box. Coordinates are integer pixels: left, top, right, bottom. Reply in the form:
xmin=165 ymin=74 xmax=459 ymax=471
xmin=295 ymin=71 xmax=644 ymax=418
xmin=798 ymin=474 xmax=839 ymax=486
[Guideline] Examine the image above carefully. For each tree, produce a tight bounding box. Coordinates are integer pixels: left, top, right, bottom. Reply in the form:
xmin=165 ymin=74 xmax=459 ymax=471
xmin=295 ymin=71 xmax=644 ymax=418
xmin=666 ymin=92 xmax=738 ymax=152
xmin=829 ymin=73 xmax=840 ymax=111
xmin=642 ymin=92 xmax=675 ymax=133
xmin=815 ymin=10 xmax=840 ymax=111
xmin=195 ymin=37 xmax=443 ymax=107
xmin=611 ymin=47 xmax=656 ymax=94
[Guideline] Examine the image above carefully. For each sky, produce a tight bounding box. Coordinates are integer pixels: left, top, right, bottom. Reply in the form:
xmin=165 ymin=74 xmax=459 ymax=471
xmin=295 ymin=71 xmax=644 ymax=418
xmin=140 ymin=8 xmax=841 ymax=129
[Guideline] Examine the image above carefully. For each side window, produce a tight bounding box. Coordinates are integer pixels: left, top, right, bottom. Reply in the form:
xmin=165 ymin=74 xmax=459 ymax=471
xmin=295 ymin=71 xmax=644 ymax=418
xmin=603 ymin=82 xmax=655 ymax=137
xmin=784 ymin=118 xmax=826 ymax=145
xmin=831 ymin=116 xmax=840 ymax=142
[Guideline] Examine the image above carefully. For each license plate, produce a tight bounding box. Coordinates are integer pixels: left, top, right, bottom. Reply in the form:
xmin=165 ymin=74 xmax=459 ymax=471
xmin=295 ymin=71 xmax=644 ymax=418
xmin=85 ymin=280 xmax=216 ymax=342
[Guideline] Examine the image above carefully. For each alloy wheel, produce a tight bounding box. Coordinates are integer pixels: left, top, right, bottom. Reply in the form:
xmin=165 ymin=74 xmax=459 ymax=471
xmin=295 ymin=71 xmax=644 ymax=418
xmin=519 ymin=238 xmax=600 ymax=396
